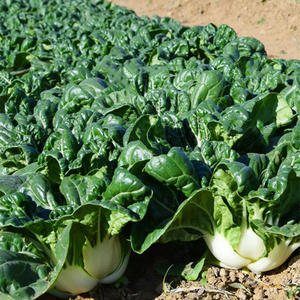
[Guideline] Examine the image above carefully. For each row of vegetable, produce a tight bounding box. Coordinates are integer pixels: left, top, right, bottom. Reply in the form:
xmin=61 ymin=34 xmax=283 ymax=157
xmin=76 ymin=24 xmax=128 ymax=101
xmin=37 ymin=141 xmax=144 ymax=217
xmin=0 ymin=0 xmax=299 ymax=299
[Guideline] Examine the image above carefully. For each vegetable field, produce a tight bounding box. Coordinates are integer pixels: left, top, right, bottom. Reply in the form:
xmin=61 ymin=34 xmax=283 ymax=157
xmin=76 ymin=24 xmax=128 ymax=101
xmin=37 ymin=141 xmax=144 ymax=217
xmin=0 ymin=0 xmax=299 ymax=299
xmin=111 ymin=0 xmax=300 ymax=61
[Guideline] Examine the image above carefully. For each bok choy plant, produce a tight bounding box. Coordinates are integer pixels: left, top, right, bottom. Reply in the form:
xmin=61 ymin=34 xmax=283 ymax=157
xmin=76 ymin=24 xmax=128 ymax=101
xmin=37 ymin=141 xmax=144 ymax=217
xmin=130 ymin=119 xmax=300 ymax=273
xmin=0 ymin=170 xmax=151 ymax=299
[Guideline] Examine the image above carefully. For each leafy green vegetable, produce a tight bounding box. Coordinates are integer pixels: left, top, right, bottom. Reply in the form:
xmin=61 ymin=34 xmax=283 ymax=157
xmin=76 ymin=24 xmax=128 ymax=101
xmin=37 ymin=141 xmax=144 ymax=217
xmin=0 ymin=0 xmax=299 ymax=298
xmin=0 ymin=171 xmax=148 ymax=298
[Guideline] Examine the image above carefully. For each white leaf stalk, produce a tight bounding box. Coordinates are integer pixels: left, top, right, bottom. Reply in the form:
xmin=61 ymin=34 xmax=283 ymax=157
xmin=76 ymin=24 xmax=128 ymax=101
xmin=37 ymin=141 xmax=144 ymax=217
xmin=204 ymin=230 xmax=300 ymax=273
xmin=204 ymin=199 xmax=300 ymax=273
xmin=49 ymin=210 xmax=130 ymax=297
xmin=53 ymin=234 xmax=130 ymax=295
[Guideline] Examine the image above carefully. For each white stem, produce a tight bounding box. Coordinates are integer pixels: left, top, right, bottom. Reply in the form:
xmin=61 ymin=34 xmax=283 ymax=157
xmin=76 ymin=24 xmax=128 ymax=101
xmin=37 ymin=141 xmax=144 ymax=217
xmin=99 ymin=249 xmax=130 ymax=284
xmin=248 ymin=239 xmax=300 ymax=273
xmin=204 ymin=232 xmax=251 ymax=269
xmin=53 ymin=262 xmax=99 ymax=295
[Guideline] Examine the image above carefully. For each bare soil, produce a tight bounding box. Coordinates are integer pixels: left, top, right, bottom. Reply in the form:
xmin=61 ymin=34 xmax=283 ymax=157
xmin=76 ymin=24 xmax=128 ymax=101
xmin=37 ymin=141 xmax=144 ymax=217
xmin=39 ymin=1 xmax=300 ymax=299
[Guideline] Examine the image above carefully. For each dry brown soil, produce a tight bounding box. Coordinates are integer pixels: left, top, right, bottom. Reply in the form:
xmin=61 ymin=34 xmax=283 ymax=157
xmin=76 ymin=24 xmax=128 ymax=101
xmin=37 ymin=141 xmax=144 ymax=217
xmin=39 ymin=1 xmax=300 ymax=300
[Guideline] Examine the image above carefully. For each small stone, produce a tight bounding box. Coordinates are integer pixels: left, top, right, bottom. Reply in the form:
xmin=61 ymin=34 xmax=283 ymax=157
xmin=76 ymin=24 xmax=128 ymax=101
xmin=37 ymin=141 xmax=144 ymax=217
xmin=229 ymin=270 xmax=237 ymax=282
xmin=212 ymin=267 xmax=220 ymax=277
xmin=216 ymin=281 xmax=226 ymax=288
xmin=219 ymin=268 xmax=228 ymax=277
xmin=238 ymin=272 xmax=245 ymax=281
xmin=235 ymin=288 xmax=247 ymax=300
xmin=253 ymin=288 xmax=264 ymax=300
xmin=207 ymin=275 xmax=217 ymax=284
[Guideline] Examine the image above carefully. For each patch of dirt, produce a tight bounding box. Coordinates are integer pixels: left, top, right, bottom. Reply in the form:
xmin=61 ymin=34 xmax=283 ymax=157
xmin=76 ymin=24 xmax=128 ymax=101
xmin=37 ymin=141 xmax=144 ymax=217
xmin=109 ymin=0 xmax=300 ymax=60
